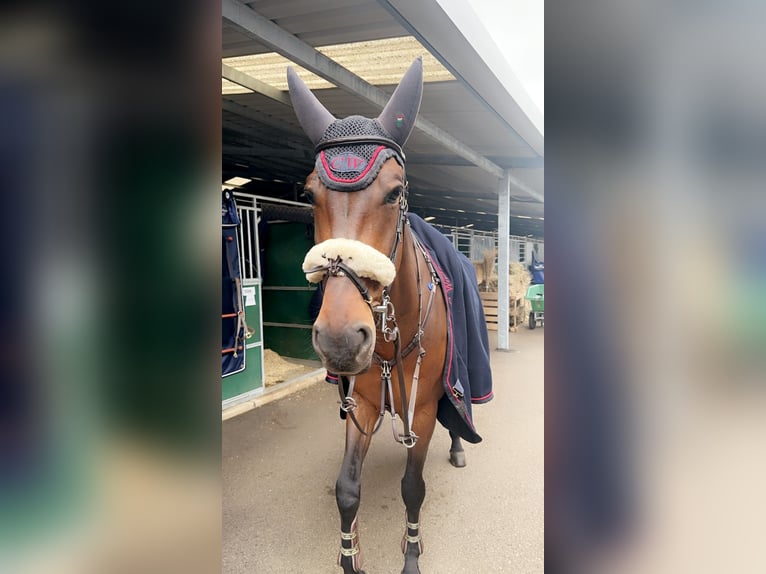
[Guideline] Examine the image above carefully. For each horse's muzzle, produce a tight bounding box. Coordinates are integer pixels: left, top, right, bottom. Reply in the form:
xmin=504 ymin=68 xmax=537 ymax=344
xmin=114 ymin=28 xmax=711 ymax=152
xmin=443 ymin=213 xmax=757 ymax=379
xmin=312 ymin=321 xmax=374 ymax=375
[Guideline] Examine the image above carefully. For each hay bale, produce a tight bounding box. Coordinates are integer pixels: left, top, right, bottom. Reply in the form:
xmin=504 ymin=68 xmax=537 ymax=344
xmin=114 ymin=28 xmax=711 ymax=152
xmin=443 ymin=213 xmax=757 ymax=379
xmin=509 ymin=261 xmax=531 ymax=299
xmin=263 ymin=348 xmax=312 ymax=387
xmin=473 ymin=249 xmax=498 ymax=291
xmin=473 ymin=255 xmax=534 ymax=327
xmin=472 ymin=258 xmax=534 ymax=327
xmin=509 ymin=262 xmax=532 ymax=326
xmin=472 ymin=260 xmax=486 ymax=286
xmin=483 ymin=250 xmax=497 ymax=289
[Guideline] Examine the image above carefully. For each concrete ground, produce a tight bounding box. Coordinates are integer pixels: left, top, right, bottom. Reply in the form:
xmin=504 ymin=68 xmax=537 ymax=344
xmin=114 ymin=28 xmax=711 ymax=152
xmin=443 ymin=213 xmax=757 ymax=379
xmin=223 ymin=327 xmax=543 ymax=574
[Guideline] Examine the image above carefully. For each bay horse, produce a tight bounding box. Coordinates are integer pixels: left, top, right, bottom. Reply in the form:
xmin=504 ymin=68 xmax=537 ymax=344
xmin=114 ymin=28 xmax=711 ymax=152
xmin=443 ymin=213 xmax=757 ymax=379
xmin=288 ymin=58 xmax=469 ymax=574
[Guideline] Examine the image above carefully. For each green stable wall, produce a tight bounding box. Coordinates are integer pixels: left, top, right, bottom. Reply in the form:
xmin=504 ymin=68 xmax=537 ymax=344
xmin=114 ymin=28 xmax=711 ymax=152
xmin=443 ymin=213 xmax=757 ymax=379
xmin=262 ymin=222 xmax=319 ymax=361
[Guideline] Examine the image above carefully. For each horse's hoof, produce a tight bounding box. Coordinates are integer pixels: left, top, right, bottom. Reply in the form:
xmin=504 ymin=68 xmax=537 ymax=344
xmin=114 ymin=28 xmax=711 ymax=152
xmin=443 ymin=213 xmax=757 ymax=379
xmin=449 ymin=450 xmax=466 ymax=468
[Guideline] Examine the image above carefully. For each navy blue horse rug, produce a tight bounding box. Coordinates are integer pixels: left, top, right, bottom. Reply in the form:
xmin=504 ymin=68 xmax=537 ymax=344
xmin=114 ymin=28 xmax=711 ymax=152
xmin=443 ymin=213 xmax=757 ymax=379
xmin=408 ymin=213 xmax=493 ymax=444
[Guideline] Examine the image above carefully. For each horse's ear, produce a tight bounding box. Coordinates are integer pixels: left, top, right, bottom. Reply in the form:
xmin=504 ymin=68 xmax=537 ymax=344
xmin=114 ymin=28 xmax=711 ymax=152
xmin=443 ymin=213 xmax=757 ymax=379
xmin=287 ymin=66 xmax=336 ymax=146
xmin=377 ymin=57 xmax=423 ymax=147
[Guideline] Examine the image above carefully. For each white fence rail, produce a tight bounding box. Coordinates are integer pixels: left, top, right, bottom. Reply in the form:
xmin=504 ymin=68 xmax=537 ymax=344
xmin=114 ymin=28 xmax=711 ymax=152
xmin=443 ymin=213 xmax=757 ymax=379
xmin=432 ymin=224 xmax=544 ymax=265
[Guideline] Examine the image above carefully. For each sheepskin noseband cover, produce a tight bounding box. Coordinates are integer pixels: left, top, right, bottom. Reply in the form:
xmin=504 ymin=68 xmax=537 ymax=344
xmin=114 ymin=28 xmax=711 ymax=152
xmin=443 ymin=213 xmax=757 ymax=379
xmin=302 ymin=238 xmax=396 ymax=286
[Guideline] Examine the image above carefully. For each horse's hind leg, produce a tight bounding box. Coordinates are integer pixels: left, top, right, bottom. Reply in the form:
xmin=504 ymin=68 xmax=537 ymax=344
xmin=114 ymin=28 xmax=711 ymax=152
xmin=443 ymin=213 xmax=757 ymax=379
xmin=400 ymin=409 xmax=438 ymax=574
xmin=336 ymin=397 xmax=377 ymax=574
xmin=448 ymin=430 xmax=466 ymax=468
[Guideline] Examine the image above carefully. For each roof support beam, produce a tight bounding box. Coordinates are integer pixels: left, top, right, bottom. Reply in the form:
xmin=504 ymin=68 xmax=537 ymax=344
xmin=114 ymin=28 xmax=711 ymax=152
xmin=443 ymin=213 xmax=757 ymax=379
xmin=505 ymin=170 xmax=544 ymax=203
xmin=222 ymin=63 xmax=292 ymax=106
xmin=497 ymin=171 xmax=511 ymax=349
xmin=222 ymin=0 xmax=504 ymax=178
xmin=222 ymin=119 xmax=305 ymax=152
xmin=223 ymin=145 xmax=309 ymax=159
xmin=222 ymin=99 xmax=306 ymax=139
xmin=408 ymin=154 xmax=544 ymax=169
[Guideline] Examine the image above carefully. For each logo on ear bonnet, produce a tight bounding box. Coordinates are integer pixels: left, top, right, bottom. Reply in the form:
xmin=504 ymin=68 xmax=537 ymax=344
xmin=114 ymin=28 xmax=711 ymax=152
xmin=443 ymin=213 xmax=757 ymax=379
xmin=328 ymin=152 xmax=368 ymax=173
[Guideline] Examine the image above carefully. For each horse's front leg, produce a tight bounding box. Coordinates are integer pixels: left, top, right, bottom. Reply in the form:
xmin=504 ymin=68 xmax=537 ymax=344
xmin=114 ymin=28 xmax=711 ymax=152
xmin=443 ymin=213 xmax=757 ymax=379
xmin=400 ymin=405 xmax=438 ymax=574
xmin=336 ymin=395 xmax=377 ymax=574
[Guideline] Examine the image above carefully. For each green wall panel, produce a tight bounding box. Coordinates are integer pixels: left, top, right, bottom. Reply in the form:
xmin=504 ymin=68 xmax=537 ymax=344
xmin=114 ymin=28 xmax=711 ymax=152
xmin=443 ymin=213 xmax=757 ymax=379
xmin=262 ymin=222 xmax=317 ymax=360
xmin=262 ymin=289 xmax=316 ymax=326
xmin=264 ymin=326 xmax=318 ymax=361
xmin=263 ymin=222 xmax=315 ymax=286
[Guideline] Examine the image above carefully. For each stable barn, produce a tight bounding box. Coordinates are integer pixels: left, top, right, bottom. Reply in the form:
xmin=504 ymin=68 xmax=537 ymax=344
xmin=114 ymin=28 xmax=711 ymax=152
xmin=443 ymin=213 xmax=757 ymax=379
xmin=221 ymin=0 xmax=543 ymax=411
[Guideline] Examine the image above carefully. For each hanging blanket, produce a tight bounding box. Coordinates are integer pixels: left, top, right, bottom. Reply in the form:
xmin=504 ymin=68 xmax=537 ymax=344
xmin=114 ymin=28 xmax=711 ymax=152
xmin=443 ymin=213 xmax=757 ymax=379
xmin=407 ymin=214 xmax=493 ymax=444
xmin=222 ymin=190 xmax=246 ymax=377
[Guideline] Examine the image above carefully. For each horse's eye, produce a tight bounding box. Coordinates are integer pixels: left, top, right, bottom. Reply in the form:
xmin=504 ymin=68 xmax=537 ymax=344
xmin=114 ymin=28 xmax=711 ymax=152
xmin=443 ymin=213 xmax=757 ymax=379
xmin=302 ymin=189 xmax=316 ymax=205
xmin=385 ymin=187 xmax=402 ymax=205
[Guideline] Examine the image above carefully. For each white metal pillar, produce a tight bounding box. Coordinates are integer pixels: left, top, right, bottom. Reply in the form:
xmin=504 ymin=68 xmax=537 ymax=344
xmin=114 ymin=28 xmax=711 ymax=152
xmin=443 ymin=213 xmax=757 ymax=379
xmin=497 ymin=170 xmax=511 ymax=349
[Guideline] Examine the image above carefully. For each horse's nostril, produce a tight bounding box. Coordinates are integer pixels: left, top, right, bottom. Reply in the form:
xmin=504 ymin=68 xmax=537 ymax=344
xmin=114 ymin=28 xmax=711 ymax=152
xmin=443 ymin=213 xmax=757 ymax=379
xmin=357 ymin=325 xmax=372 ymax=346
xmin=312 ymin=325 xmax=325 ymax=354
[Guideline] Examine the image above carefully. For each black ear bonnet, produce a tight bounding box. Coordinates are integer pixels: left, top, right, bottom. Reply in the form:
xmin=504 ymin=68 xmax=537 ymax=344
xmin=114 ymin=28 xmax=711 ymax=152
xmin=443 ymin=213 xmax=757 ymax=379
xmin=287 ymin=58 xmax=424 ymax=192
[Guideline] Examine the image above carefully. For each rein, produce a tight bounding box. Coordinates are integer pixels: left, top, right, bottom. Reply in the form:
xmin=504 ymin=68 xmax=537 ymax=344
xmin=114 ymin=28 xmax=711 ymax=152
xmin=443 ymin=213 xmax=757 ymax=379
xmin=369 ymin=228 xmax=439 ymax=448
xmin=339 ymin=227 xmax=438 ymax=448
xmin=304 ymin=185 xmax=440 ymax=448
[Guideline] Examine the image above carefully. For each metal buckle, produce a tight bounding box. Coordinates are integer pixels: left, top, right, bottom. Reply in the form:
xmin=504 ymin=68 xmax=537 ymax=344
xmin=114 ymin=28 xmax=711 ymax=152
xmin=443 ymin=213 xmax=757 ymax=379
xmin=339 ymin=396 xmax=358 ymax=413
xmin=377 ymin=296 xmax=398 ymax=342
xmin=400 ymin=433 xmax=419 ymax=449
xmin=328 ymin=257 xmax=343 ymax=276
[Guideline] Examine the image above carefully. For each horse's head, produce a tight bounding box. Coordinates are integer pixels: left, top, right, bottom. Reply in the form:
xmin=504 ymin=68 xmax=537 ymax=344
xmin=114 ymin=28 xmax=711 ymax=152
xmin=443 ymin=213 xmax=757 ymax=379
xmin=288 ymin=59 xmax=423 ymax=375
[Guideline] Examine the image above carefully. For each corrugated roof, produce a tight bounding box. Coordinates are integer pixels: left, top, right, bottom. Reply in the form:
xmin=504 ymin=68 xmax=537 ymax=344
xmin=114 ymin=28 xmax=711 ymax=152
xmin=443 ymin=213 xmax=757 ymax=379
xmin=222 ymin=36 xmax=453 ymax=91
xmin=222 ymin=78 xmax=251 ymax=95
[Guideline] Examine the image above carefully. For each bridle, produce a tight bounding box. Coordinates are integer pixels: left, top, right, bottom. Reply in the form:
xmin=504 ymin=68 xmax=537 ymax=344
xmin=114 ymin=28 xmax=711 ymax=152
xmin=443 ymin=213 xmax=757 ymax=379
xmin=303 ymin=175 xmax=440 ymax=448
